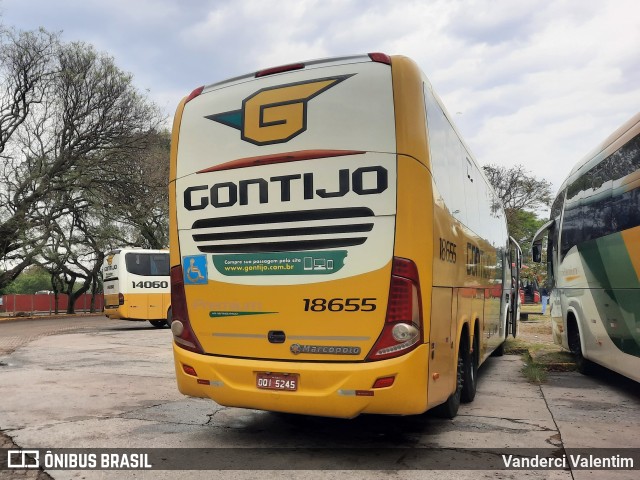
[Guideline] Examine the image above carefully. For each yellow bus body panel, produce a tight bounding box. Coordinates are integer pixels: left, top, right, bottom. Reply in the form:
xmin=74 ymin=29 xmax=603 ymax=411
xmin=174 ymin=343 xmax=429 ymax=418
xmin=184 ymin=266 xmax=391 ymax=361
xmin=104 ymin=292 xmax=170 ymax=321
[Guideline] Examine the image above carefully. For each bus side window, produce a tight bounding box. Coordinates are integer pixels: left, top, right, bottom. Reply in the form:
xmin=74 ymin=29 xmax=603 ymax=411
xmin=150 ymin=254 xmax=170 ymax=276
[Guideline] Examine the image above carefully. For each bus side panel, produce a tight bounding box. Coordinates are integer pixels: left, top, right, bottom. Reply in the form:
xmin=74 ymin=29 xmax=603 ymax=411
xmin=121 ymin=292 xmax=149 ymax=320
xmin=565 ymin=226 xmax=640 ymax=381
xmin=162 ymin=292 xmax=171 ymax=319
xmin=587 ymin=229 xmax=640 ymax=360
xmin=429 ymin=181 xmax=465 ymax=406
xmin=148 ymin=292 xmax=166 ymax=320
xmin=558 ymin=255 xmax=640 ymax=381
xmin=393 ymin=155 xmax=434 ymax=412
xmin=428 ymin=287 xmax=456 ymax=407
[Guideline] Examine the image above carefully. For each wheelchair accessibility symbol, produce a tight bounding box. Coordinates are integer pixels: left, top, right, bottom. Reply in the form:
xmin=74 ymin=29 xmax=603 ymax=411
xmin=183 ymin=255 xmax=208 ymax=285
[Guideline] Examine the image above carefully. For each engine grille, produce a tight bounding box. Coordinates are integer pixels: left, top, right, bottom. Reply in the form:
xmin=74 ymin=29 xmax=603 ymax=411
xmin=191 ymin=207 xmax=374 ymax=253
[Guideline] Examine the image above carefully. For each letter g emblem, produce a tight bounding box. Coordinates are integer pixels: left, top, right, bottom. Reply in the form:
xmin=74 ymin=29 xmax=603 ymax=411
xmin=206 ymin=74 xmax=354 ymax=146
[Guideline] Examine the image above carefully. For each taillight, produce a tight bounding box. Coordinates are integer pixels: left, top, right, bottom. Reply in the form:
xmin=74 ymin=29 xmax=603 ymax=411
xmin=185 ymin=86 xmax=204 ymax=104
xmin=255 ymin=62 xmax=304 ymax=77
xmin=118 ymin=293 xmax=124 ymax=305
xmin=368 ymin=52 xmax=391 ymax=65
xmin=366 ymin=257 xmax=423 ymax=361
xmin=170 ymin=265 xmax=204 ymax=354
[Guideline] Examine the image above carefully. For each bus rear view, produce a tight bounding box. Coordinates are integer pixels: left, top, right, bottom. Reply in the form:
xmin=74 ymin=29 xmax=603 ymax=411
xmin=169 ymin=53 xmax=510 ymax=418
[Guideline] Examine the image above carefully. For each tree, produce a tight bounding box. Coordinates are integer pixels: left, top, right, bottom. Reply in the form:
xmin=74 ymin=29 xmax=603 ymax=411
xmin=482 ymin=164 xmax=553 ymax=246
xmin=0 ymin=33 xmax=165 ymax=291
xmin=507 ymin=209 xmax=546 ymax=254
xmin=32 ymin=41 xmax=165 ymax=311
xmin=0 ymin=28 xmax=57 ymax=155
xmin=483 ymin=164 xmax=554 ymax=286
xmin=3 ymin=265 xmax=51 ymax=294
xmin=38 ymin=205 xmax=98 ymax=314
xmin=0 ymin=27 xmax=59 ymax=288
xmin=96 ymin=130 xmax=170 ymax=249
xmin=482 ymin=164 xmax=553 ymax=218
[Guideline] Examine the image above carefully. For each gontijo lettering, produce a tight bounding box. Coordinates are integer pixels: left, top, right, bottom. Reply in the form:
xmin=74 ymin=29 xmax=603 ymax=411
xmin=184 ymin=166 xmax=388 ymax=210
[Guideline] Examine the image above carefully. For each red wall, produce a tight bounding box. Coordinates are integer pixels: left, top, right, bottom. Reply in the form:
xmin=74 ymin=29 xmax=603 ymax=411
xmin=0 ymin=293 xmax=104 ymax=314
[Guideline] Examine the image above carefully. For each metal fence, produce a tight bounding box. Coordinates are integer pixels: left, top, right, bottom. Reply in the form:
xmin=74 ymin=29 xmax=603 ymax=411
xmin=0 ymin=293 xmax=104 ymax=315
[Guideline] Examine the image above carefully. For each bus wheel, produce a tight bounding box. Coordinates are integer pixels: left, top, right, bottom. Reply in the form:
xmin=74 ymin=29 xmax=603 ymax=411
xmin=461 ymin=333 xmax=478 ymax=403
xmin=568 ymin=325 xmax=593 ymax=375
xmin=433 ymin=346 xmax=463 ymax=418
xmin=149 ymin=320 xmax=167 ymax=328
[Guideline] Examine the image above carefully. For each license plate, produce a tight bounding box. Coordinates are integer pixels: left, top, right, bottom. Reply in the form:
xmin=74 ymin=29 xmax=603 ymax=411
xmin=256 ymin=372 xmax=298 ymax=391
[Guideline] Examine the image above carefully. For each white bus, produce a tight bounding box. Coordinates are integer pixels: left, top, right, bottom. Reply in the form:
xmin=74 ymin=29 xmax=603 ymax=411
xmin=532 ymin=113 xmax=640 ymax=381
xmin=102 ymin=248 xmax=171 ymax=327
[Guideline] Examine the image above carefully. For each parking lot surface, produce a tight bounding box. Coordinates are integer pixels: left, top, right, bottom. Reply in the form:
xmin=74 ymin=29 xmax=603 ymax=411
xmin=0 ymin=316 xmax=638 ymax=479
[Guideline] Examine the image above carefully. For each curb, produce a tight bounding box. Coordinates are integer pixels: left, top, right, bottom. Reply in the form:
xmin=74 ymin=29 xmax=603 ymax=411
xmin=0 ymin=312 xmax=105 ymax=323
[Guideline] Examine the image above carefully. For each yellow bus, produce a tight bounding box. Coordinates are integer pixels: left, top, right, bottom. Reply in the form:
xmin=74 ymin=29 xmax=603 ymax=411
xmin=532 ymin=113 xmax=640 ymax=381
xmin=103 ymin=248 xmax=171 ymax=327
xmin=168 ymin=53 xmax=520 ymax=418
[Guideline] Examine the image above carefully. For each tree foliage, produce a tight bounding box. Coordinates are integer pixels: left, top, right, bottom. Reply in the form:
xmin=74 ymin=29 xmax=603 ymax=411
xmin=482 ymin=164 xmax=553 ymax=218
xmin=0 ymin=27 xmax=59 ymax=288
xmin=2 ymin=265 xmax=50 ymax=294
xmin=483 ymin=164 xmax=554 ymax=286
xmin=0 ymin=26 xmax=168 ymax=302
xmin=482 ymin=164 xmax=553 ymax=248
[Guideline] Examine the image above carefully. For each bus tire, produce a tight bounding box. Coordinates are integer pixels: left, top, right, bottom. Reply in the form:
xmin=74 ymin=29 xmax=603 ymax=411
xmin=568 ymin=322 xmax=593 ymax=375
xmin=149 ymin=320 xmax=167 ymax=328
xmin=433 ymin=345 xmax=463 ymax=418
xmin=461 ymin=331 xmax=478 ymax=403
xmin=492 ymin=341 xmax=505 ymax=357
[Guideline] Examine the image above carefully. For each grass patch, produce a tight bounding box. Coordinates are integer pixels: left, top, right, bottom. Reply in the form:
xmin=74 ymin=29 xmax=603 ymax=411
xmin=516 ymin=347 xmax=577 ymax=383
xmin=534 ymin=351 xmax=577 ymax=372
xmin=504 ymin=312 xmax=578 ymax=383
xmin=521 ymin=351 xmax=548 ymax=384
xmin=504 ymin=337 xmax=551 ymax=355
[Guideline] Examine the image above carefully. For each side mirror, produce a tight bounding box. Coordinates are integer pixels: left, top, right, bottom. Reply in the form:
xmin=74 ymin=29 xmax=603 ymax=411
xmin=532 ymin=243 xmax=542 ymax=263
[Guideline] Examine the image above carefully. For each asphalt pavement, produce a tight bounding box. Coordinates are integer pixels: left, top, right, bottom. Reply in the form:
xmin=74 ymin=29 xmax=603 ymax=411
xmin=0 ymin=315 xmax=638 ymax=479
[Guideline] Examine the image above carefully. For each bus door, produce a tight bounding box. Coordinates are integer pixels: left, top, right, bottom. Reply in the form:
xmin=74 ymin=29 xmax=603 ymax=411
xmin=508 ymin=237 xmax=522 ymax=337
xmin=532 ymin=220 xmax=561 ymax=341
xmin=103 ymin=252 xmax=121 ymax=310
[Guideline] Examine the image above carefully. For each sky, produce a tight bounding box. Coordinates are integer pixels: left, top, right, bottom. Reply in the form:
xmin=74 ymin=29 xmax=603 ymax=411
xmin=1 ymin=0 xmax=639 ymax=196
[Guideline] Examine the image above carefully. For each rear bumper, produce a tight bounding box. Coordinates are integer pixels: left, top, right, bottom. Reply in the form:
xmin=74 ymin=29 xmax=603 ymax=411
xmin=173 ymin=343 xmax=430 ymax=418
xmin=104 ymin=307 xmax=146 ymax=321
xmin=104 ymin=307 xmax=123 ymax=319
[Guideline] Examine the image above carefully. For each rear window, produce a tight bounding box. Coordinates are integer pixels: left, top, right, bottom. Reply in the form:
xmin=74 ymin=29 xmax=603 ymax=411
xmin=125 ymin=253 xmax=170 ymax=276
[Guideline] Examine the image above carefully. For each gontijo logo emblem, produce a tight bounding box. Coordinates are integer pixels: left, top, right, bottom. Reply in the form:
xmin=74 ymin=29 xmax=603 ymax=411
xmin=205 ymin=74 xmax=354 ymax=146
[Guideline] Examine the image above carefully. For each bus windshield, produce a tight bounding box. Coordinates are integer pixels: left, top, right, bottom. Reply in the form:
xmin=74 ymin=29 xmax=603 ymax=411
xmin=125 ymin=252 xmax=170 ymax=277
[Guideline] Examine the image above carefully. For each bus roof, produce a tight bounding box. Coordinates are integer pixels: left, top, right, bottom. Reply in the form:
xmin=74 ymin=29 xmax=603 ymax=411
xmin=197 ymin=54 xmax=381 ymax=95
xmin=557 ymin=112 xmax=640 ymax=194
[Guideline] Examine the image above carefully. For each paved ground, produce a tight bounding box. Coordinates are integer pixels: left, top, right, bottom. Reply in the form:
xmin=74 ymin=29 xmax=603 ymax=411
xmin=0 ymin=315 xmax=638 ymax=479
